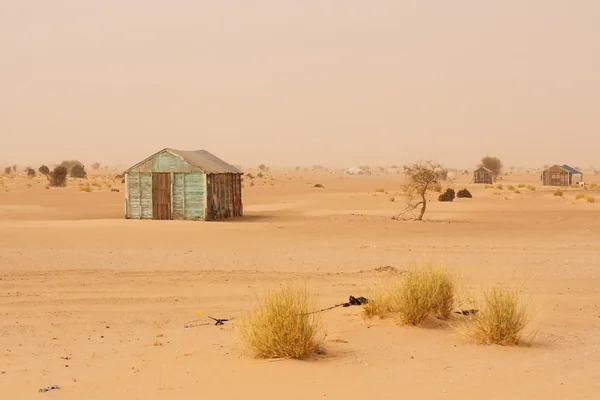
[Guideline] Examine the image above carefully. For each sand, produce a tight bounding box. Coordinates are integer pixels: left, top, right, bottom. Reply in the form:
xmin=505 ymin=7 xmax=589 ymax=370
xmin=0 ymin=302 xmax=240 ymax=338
xmin=1 ymin=171 xmax=599 ymax=399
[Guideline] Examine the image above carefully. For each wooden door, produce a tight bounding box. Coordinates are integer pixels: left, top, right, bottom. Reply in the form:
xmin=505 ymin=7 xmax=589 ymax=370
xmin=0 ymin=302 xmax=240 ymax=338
xmin=152 ymin=173 xmax=171 ymax=220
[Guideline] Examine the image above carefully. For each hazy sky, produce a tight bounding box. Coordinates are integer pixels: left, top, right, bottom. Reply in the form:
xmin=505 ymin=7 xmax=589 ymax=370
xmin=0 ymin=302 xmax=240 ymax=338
xmin=1 ymin=1 xmax=599 ymax=169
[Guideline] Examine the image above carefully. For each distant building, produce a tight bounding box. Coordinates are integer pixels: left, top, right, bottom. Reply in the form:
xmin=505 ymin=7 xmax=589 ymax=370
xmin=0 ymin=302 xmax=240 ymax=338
xmin=473 ymin=167 xmax=494 ymax=184
xmin=123 ymin=148 xmax=243 ymax=220
xmin=541 ymin=165 xmax=583 ymax=186
xmin=345 ymin=166 xmax=364 ymax=175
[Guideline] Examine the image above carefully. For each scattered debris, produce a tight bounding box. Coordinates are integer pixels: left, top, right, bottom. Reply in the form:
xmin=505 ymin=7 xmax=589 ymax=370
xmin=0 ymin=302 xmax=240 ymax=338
xmin=345 ymin=296 xmax=369 ymax=306
xmin=208 ymin=316 xmax=229 ymax=326
xmin=455 ymin=309 xmax=479 ymax=316
xmin=39 ymin=385 xmax=60 ymax=393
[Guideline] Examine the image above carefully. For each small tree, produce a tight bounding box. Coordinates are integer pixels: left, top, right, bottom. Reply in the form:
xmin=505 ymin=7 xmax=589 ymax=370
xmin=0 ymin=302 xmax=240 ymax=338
xmin=91 ymin=162 xmax=101 ymax=171
xmin=25 ymin=167 xmax=36 ymax=177
xmin=70 ymin=164 xmax=87 ymax=178
xmin=39 ymin=165 xmax=50 ymax=178
xmin=4 ymin=167 xmax=11 ymax=174
xmin=480 ymin=156 xmax=503 ymax=178
xmin=49 ymin=166 xmax=68 ymax=187
xmin=59 ymin=160 xmax=83 ymax=171
xmin=399 ymin=161 xmax=446 ymax=220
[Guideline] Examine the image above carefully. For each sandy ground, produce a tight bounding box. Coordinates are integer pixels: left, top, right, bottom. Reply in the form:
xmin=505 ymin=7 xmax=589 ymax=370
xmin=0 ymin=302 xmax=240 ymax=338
xmin=1 ymin=171 xmax=600 ymax=399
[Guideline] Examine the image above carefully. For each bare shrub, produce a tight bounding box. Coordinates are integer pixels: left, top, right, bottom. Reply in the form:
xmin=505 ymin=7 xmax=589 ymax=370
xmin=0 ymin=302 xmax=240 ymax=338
xmin=553 ymin=189 xmax=563 ymax=197
xmin=459 ymin=286 xmax=530 ymax=345
xmin=25 ymin=167 xmax=36 ymax=177
xmin=239 ymin=282 xmax=326 ymax=359
xmin=399 ymin=161 xmax=447 ymax=220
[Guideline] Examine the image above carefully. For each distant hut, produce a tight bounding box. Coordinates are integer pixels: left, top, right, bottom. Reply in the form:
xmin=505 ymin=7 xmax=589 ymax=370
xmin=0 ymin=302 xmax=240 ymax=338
xmin=541 ymin=165 xmax=583 ymax=186
xmin=123 ymin=148 xmax=243 ymax=221
xmin=473 ymin=167 xmax=494 ymax=184
xmin=345 ymin=166 xmax=363 ymax=175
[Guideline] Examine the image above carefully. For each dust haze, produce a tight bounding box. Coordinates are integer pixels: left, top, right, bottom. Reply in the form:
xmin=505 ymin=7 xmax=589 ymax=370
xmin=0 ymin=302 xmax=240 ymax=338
xmin=1 ymin=1 xmax=599 ymax=168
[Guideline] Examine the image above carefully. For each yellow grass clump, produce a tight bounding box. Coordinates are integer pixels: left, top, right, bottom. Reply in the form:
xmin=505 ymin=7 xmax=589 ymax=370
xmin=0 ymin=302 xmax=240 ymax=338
xmin=507 ymin=185 xmax=516 ymax=191
xmin=460 ymin=286 xmax=530 ymax=346
xmin=575 ymin=193 xmax=586 ymax=200
xmin=553 ymin=189 xmax=563 ymax=197
xmin=374 ymin=188 xmax=385 ymax=193
xmin=517 ymin=184 xmax=526 ymax=188
xmin=586 ymin=196 xmax=596 ymax=203
xmin=495 ymin=184 xmax=504 ymax=190
xmin=239 ymin=282 xmax=326 ymax=359
xmin=390 ymin=265 xmax=456 ymax=325
xmin=80 ymin=184 xmax=92 ymax=192
xmin=527 ymin=185 xmax=536 ymax=191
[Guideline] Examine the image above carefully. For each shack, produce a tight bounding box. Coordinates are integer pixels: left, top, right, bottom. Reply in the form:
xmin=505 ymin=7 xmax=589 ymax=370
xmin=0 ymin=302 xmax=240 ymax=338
xmin=541 ymin=165 xmax=583 ymax=186
xmin=124 ymin=148 xmax=243 ymax=220
xmin=473 ymin=167 xmax=494 ymax=184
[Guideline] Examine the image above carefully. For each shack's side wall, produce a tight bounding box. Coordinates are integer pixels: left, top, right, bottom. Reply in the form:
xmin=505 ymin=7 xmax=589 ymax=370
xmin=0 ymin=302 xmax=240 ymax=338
xmin=474 ymin=171 xmax=493 ymax=184
xmin=542 ymin=166 xmax=570 ymax=186
xmin=128 ymin=151 xmax=203 ymax=174
xmin=206 ymin=173 xmax=243 ymax=220
xmin=172 ymin=172 xmax=206 ymax=220
xmin=126 ymin=172 xmax=153 ymax=219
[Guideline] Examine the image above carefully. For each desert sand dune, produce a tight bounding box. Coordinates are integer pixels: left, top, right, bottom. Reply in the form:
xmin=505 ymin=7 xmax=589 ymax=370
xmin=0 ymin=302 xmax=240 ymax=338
xmin=1 ymin=171 xmax=600 ymax=399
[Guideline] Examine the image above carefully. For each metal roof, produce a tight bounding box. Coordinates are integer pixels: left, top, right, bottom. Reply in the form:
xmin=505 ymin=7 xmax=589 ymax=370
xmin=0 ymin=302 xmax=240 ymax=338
xmin=561 ymin=165 xmax=582 ymax=175
xmin=168 ymin=149 xmax=242 ymax=174
xmin=125 ymin=148 xmax=242 ymax=174
xmin=474 ymin=167 xmax=492 ymax=173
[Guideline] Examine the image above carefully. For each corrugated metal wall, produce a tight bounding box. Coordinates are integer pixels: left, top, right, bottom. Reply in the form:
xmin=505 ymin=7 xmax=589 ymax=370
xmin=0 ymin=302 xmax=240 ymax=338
xmin=172 ymin=172 xmax=206 ymax=220
xmin=542 ymin=166 xmax=570 ymax=186
xmin=206 ymin=174 xmax=243 ymax=220
xmin=126 ymin=172 xmax=153 ymax=219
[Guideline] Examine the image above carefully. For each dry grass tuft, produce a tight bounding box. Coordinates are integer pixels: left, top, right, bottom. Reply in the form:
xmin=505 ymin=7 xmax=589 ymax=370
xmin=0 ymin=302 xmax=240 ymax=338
xmin=79 ymin=184 xmax=92 ymax=192
xmin=586 ymin=196 xmax=596 ymax=203
xmin=553 ymin=189 xmax=563 ymax=197
xmin=517 ymin=183 xmax=526 ymax=188
xmin=433 ymin=183 xmax=442 ymax=193
xmin=363 ymin=282 xmax=394 ymax=319
xmin=389 ymin=196 xmax=395 ymax=202
xmin=575 ymin=193 xmax=586 ymax=200
xmin=374 ymin=188 xmax=385 ymax=193
xmin=507 ymin=185 xmax=516 ymax=191
xmin=495 ymin=184 xmax=504 ymax=190
xmin=239 ymin=282 xmax=326 ymax=359
xmin=459 ymin=286 xmax=530 ymax=346
xmin=390 ymin=265 xmax=456 ymax=325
